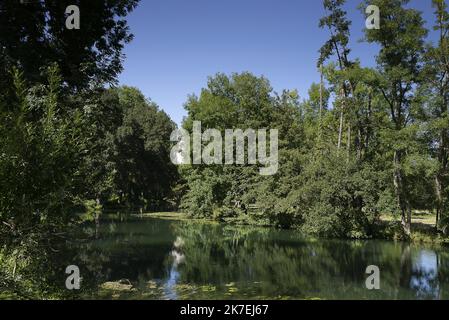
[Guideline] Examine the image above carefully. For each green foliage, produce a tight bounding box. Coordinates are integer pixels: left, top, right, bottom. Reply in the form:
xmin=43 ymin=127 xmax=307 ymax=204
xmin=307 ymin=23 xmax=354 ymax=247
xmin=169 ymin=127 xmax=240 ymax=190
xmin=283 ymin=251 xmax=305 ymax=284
xmin=0 ymin=0 xmax=182 ymax=299
xmin=178 ymin=72 xmax=391 ymax=237
xmin=80 ymin=200 xmax=103 ymax=222
xmin=66 ymin=86 xmax=179 ymax=212
xmin=0 ymin=0 xmax=139 ymax=90
xmin=419 ymin=0 xmax=449 ymax=232
xmin=296 ymin=154 xmax=387 ymax=238
xmin=3 ymin=67 xmax=181 ymax=221
xmin=0 ymin=65 xmax=83 ymax=234
xmin=318 ymin=0 xmax=352 ymax=68
xmin=3 ymin=0 xmax=449 ymax=302
xmin=179 ymin=73 xmax=305 ymax=227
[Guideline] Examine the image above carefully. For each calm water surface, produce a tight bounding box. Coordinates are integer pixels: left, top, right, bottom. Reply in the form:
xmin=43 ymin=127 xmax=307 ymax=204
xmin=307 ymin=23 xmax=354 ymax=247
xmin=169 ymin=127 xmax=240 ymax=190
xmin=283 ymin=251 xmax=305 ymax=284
xmin=66 ymin=216 xmax=449 ymax=300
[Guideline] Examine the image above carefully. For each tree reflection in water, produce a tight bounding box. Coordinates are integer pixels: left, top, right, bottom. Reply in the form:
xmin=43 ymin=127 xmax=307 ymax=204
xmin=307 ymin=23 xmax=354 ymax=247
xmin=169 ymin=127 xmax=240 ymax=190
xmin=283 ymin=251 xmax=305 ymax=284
xmin=2 ymin=217 xmax=448 ymax=300
xmin=165 ymin=236 xmax=186 ymax=300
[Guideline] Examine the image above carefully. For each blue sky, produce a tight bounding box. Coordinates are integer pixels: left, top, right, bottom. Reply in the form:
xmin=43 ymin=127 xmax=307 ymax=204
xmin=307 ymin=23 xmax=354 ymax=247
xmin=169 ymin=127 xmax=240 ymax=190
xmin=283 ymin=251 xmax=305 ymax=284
xmin=118 ymin=0 xmax=438 ymax=125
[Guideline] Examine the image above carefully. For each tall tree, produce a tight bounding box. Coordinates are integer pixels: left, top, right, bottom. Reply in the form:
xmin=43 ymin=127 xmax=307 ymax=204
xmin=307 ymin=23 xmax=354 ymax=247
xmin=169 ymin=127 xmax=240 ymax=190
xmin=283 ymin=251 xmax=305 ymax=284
xmin=362 ymin=0 xmax=428 ymax=235
xmin=318 ymin=0 xmax=354 ymax=151
xmin=113 ymin=87 xmax=179 ymax=210
xmin=78 ymin=87 xmax=179 ymax=211
xmin=422 ymin=0 xmax=449 ymax=231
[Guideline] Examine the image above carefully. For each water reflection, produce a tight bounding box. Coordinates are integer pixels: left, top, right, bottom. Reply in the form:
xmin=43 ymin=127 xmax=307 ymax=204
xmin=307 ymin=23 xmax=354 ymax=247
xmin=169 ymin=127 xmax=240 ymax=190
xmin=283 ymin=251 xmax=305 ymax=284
xmin=171 ymin=237 xmax=186 ymax=266
xmin=7 ymin=216 xmax=447 ymax=300
xmin=165 ymin=237 xmax=186 ymax=300
xmin=411 ymin=250 xmax=439 ymax=299
xmin=83 ymin=218 xmax=449 ymax=299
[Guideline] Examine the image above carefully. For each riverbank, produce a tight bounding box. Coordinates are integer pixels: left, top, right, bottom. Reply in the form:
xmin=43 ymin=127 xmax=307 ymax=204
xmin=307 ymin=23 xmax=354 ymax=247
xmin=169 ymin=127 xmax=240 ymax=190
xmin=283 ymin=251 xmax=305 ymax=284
xmin=138 ymin=212 xmax=449 ymax=246
xmin=379 ymin=213 xmax=449 ymax=245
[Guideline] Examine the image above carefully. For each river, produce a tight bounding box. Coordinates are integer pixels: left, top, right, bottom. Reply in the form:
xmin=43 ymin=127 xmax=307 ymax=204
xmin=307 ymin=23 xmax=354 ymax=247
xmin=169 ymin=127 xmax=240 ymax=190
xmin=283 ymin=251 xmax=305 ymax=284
xmin=59 ymin=215 xmax=449 ymax=300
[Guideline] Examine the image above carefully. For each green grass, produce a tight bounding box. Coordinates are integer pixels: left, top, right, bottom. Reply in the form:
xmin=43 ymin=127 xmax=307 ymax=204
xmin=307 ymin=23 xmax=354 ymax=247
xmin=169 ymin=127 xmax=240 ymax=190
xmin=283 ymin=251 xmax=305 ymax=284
xmin=380 ymin=212 xmax=449 ymax=245
xmin=381 ymin=212 xmax=436 ymax=226
xmin=137 ymin=212 xmax=188 ymax=219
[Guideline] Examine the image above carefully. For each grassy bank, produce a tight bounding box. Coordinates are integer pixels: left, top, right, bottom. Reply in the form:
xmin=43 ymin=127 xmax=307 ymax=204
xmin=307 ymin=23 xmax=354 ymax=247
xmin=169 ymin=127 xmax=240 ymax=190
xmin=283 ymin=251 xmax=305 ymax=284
xmin=379 ymin=213 xmax=449 ymax=245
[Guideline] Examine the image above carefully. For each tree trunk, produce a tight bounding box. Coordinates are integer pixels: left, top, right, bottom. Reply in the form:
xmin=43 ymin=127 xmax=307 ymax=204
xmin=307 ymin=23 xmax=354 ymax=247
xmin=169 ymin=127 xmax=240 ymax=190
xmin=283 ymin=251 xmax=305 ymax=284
xmin=435 ymin=89 xmax=448 ymax=230
xmin=95 ymin=197 xmax=101 ymax=239
xmin=338 ymin=90 xmax=345 ymax=151
xmin=394 ymin=150 xmax=411 ymax=236
xmin=319 ymin=64 xmax=323 ymax=119
xmin=318 ymin=64 xmax=324 ymax=142
xmin=337 ymin=110 xmax=344 ymax=149
xmin=435 ymin=175 xmax=443 ymax=229
xmin=347 ymin=125 xmax=351 ymax=162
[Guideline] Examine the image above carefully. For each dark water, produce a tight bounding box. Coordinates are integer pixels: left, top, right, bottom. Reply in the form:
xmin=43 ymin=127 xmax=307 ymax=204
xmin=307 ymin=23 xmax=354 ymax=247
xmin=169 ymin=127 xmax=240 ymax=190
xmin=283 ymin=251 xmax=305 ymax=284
xmin=62 ymin=216 xmax=449 ymax=300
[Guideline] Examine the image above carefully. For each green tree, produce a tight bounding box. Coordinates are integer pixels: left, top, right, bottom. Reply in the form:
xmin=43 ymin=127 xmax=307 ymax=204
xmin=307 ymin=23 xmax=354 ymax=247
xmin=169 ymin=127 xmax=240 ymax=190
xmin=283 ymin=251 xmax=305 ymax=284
xmin=113 ymin=87 xmax=179 ymax=210
xmin=0 ymin=0 xmax=139 ymax=92
xmin=421 ymin=0 xmax=449 ymax=232
xmin=362 ymin=0 xmax=428 ymax=235
xmin=319 ymin=0 xmax=355 ymax=151
xmin=78 ymin=87 xmax=179 ymax=211
xmin=180 ymin=73 xmax=304 ymax=227
xmin=0 ymin=65 xmax=83 ymax=237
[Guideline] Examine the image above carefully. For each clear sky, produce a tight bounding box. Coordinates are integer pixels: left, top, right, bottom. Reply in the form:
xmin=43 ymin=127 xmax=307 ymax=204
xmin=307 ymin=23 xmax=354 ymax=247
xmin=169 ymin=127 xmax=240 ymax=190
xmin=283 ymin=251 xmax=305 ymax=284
xmin=118 ymin=0 xmax=438 ymax=125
